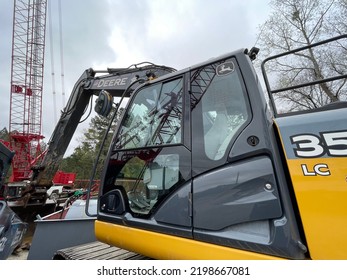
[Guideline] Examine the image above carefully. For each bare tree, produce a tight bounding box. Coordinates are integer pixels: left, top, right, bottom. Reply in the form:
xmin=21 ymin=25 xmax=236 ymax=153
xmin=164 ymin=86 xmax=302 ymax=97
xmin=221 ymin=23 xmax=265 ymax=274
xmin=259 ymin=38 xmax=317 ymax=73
xmin=258 ymin=0 xmax=347 ymax=113
xmin=327 ymin=0 xmax=347 ymax=36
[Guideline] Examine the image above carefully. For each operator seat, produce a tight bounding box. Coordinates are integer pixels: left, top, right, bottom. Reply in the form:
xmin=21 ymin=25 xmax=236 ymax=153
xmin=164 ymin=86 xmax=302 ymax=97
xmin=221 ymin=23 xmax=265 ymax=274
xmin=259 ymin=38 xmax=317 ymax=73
xmin=204 ymin=109 xmax=229 ymax=160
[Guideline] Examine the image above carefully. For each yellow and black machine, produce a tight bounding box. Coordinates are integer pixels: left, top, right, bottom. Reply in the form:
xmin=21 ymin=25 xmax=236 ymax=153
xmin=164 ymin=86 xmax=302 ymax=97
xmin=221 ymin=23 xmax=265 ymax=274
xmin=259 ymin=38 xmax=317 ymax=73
xmin=29 ymin=35 xmax=347 ymax=260
xmin=94 ymin=34 xmax=347 ymax=260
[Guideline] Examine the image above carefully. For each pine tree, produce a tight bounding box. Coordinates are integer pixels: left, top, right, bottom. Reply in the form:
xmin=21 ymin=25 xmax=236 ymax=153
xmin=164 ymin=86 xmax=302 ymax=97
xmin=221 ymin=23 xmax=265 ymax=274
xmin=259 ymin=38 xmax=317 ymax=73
xmin=60 ymin=107 xmax=123 ymax=180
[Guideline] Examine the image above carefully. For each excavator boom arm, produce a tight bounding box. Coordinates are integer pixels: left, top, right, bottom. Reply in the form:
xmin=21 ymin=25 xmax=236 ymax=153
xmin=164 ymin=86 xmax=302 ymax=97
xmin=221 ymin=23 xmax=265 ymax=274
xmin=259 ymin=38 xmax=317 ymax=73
xmin=30 ymin=64 xmax=175 ymax=191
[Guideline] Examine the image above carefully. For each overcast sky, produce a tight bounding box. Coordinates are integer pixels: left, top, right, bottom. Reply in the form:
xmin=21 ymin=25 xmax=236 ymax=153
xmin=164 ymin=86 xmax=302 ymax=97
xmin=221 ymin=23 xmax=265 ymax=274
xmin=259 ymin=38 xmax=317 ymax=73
xmin=0 ymin=0 xmax=271 ymax=155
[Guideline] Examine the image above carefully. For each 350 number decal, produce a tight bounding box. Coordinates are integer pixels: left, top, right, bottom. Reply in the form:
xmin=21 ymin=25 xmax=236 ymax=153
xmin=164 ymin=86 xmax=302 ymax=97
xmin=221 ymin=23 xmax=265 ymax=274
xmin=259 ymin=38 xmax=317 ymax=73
xmin=291 ymin=131 xmax=347 ymax=158
xmin=290 ymin=131 xmax=347 ymax=176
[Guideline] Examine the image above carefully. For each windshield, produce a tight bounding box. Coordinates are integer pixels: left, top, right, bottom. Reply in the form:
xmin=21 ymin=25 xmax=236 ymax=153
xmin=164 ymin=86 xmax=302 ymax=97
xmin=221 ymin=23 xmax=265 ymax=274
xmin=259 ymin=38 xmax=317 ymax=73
xmin=114 ymin=78 xmax=183 ymax=150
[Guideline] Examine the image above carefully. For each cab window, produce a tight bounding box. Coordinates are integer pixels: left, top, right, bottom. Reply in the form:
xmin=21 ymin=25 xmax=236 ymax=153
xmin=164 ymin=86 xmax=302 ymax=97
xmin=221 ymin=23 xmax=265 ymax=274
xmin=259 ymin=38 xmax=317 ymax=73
xmin=114 ymin=78 xmax=183 ymax=150
xmin=191 ymin=58 xmax=250 ymax=172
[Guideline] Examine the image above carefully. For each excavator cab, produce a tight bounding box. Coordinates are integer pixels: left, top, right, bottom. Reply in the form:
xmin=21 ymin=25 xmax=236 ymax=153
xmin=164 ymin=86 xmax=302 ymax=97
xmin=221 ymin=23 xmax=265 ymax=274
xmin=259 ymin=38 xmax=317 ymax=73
xmin=25 ymin=34 xmax=346 ymax=260
xmin=96 ymin=50 xmax=307 ymax=259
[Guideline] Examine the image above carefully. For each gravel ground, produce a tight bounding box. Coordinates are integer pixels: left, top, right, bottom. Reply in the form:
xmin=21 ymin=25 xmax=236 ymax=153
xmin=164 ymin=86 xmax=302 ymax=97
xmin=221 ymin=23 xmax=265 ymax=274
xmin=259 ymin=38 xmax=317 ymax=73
xmin=7 ymin=247 xmax=30 ymax=260
xmin=6 ymin=222 xmax=34 ymax=260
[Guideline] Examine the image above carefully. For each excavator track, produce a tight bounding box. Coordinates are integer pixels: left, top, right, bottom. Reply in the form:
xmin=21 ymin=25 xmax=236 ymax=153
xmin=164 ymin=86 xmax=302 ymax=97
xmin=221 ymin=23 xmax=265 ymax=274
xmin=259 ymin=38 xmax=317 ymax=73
xmin=53 ymin=241 xmax=150 ymax=260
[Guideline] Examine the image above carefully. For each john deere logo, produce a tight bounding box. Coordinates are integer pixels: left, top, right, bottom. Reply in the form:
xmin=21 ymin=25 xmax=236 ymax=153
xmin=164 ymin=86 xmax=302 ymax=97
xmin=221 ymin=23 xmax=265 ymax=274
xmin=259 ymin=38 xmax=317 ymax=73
xmin=216 ymin=62 xmax=235 ymax=76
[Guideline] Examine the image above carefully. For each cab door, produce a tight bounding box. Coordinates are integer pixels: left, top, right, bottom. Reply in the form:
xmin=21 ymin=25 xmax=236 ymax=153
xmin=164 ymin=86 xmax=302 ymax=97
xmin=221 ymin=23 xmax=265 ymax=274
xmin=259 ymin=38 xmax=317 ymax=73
xmin=98 ymin=75 xmax=193 ymax=238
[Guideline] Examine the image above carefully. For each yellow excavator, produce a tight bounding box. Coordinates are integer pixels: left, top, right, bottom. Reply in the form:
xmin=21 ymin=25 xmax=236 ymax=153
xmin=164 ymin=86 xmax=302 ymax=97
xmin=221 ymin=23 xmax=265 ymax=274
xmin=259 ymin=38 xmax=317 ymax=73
xmin=29 ymin=34 xmax=347 ymax=260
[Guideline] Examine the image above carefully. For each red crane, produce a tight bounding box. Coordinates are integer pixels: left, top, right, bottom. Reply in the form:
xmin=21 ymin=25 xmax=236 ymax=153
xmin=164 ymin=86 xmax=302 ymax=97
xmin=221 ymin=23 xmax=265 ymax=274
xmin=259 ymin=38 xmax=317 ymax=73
xmin=9 ymin=0 xmax=47 ymax=182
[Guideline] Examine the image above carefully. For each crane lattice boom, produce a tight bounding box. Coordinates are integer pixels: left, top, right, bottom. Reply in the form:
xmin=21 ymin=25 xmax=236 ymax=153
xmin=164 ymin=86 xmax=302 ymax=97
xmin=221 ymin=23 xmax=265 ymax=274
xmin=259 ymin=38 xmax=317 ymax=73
xmin=9 ymin=0 xmax=47 ymax=182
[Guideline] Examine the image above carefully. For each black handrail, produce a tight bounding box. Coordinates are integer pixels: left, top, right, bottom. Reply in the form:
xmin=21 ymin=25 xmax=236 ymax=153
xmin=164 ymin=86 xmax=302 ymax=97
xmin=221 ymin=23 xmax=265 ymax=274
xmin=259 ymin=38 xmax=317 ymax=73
xmin=261 ymin=34 xmax=347 ymax=116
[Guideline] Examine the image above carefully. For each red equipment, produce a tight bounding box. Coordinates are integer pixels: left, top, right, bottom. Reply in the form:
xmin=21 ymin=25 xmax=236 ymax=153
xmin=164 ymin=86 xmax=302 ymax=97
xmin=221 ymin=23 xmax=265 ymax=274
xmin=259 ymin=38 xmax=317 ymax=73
xmin=53 ymin=171 xmax=76 ymax=186
xmin=9 ymin=0 xmax=47 ymax=182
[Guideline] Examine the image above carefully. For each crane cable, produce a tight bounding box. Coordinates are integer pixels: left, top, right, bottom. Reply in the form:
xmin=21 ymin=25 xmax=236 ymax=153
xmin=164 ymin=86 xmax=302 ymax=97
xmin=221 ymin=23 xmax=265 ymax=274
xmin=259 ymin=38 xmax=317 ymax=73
xmin=48 ymin=0 xmax=57 ymax=124
xmin=58 ymin=0 xmax=66 ymax=106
